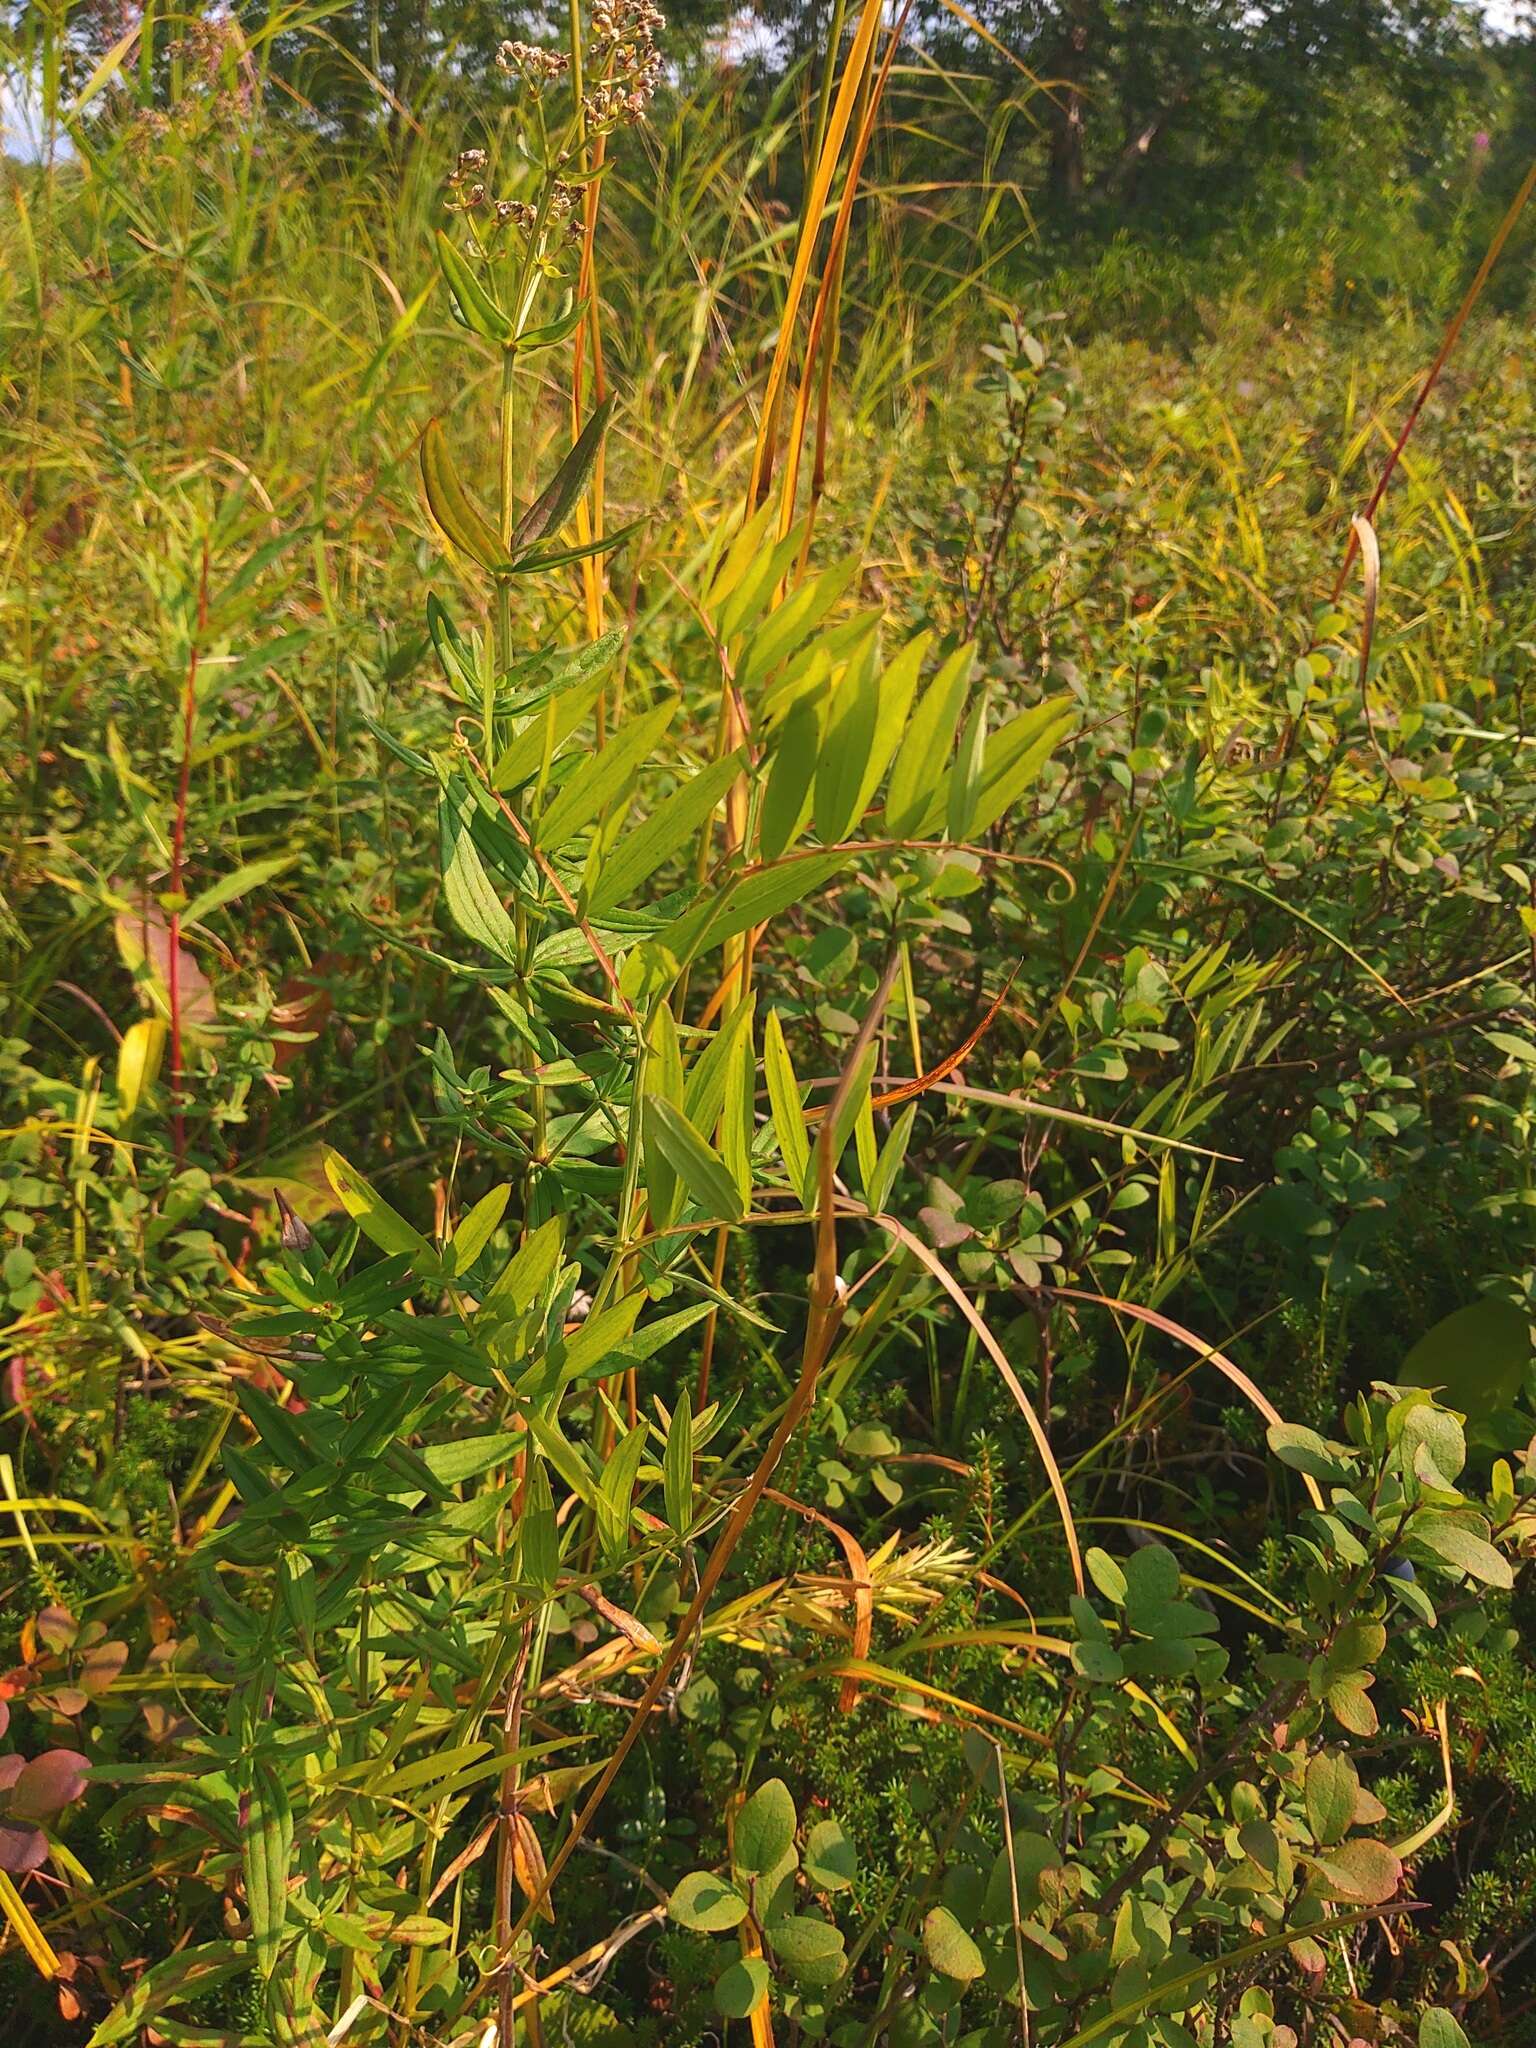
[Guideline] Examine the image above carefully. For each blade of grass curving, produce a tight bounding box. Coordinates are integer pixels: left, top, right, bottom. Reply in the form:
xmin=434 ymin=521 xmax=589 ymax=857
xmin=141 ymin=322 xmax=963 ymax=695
xmin=1138 ymin=858 xmax=1407 ymax=1010
xmin=854 ymin=1206 xmax=1084 ymax=1595
xmin=779 ymin=0 xmax=916 ymax=546
xmin=1053 ymin=1287 xmax=1324 ymax=1510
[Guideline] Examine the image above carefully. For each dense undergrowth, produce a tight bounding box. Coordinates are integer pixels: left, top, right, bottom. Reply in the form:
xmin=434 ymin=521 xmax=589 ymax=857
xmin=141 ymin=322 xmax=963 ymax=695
xmin=4 ymin=6 xmax=1536 ymax=2046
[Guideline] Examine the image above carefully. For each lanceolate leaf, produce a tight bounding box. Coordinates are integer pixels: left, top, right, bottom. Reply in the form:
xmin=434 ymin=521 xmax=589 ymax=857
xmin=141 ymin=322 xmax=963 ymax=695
xmin=764 ymin=1009 xmax=811 ymax=1189
xmin=684 ymin=996 xmax=757 ymax=1140
xmin=182 ymin=856 xmax=296 ymax=928
xmin=449 ymin=1183 xmax=511 ymax=1276
xmin=662 ymin=851 xmax=848 ymax=966
xmin=966 ymin=696 xmax=1076 ymax=839
xmin=242 ymin=1761 xmax=293 ymax=1981
xmin=645 ymin=1098 xmax=746 ymax=1223
xmin=586 ymin=750 xmax=742 ymax=916
xmin=514 ymin=297 xmax=588 ymax=354
xmin=514 ymin=514 xmax=646 ymax=576
xmin=512 ymin=394 xmax=615 ymax=552
xmin=815 ymin=637 xmax=882 ymax=845
xmin=420 ymin=420 xmax=508 ymax=573
xmin=323 ymin=1149 xmax=437 ymax=1269
xmin=663 ymin=1398 xmax=693 ymax=1535
xmin=848 ymin=629 xmax=929 ymax=824
xmin=434 ymin=229 xmax=515 ymax=346
xmin=439 ymin=776 xmax=520 ymax=964
xmin=885 ymin=642 xmax=973 ymax=836
xmin=535 ymin=697 xmax=678 ymax=850
xmin=945 ymin=688 xmax=991 ymax=841
xmin=492 ymin=668 xmax=612 ymax=796
xmin=760 ymin=695 xmax=822 ymax=862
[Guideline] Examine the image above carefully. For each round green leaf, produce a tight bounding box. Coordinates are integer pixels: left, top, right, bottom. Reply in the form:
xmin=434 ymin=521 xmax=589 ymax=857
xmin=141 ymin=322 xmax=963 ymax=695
xmin=714 ymin=1956 xmax=770 ymax=2019
xmin=766 ymin=1913 xmax=845 ymax=1971
xmin=1409 ymin=1514 xmax=1513 ymax=1589
xmin=804 ymin=1817 xmax=857 ymax=1892
xmin=1265 ymin=1423 xmax=1353 ymax=1484
xmin=1311 ymin=1837 xmax=1401 ymax=1906
xmin=1084 ymin=1547 xmax=1127 ymax=1605
xmin=922 ymin=1904 xmax=984 ymax=1982
xmin=669 ymin=1870 xmax=749 ymax=1932
xmin=1071 ymin=1639 xmax=1124 ymax=1684
xmin=1401 ymin=1297 xmax=1530 ymax=1418
xmin=1304 ymin=1751 xmax=1359 ymax=1848
xmin=1419 ymin=2009 xmax=1470 ymax=2048
xmin=734 ymin=1778 xmax=797 ymax=1879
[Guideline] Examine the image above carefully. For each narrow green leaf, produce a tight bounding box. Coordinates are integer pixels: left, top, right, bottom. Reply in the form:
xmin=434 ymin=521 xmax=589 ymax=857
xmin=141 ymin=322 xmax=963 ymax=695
xmin=849 ymin=630 xmax=930 ymax=824
xmin=535 ymin=697 xmax=678 ymax=850
xmin=512 ymin=514 xmax=645 ymax=576
xmin=438 ymin=776 xmax=520 ymax=964
xmin=514 ymin=297 xmax=588 ymax=354
xmin=645 ymin=1000 xmax=685 ymax=1229
xmin=646 ymin=1098 xmax=746 ymax=1223
xmin=966 ymin=696 xmax=1076 ymax=838
xmin=663 ymin=1398 xmax=694 ymax=1535
xmin=684 ymin=996 xmax=757 ymax=1138
xmin=587 ymin=750 xmax=742 ymax=916
xmin=435 ymin=229 xmax=515 ymax=345
xmin=242 ymin=1762 xmax=292 ymax=1982
xmin=596 ymin=1421 xmax=649 ymax=1557
xmin=662 ymin=852 xmax=848 ymax=966
xmin=760 ymin=695 xmax=823 ymax=861
xmin=182 ymin=856 xmax=296 ymax=928
xmin=885 ymin=643 xmax=973 ymax=837
xmin=323 ymin=1149 xmax=437 ymax=1269
xmin=512 ymin=394 xmax=614 ymax=553
xmin=484 ymin=1215 xmax=565 ymax=1311
xmin=520 ymin=1455 xmax=559 ymax=1592
xmin=764 ymin=1009 xmax=810 ymax=1189
xmin=815 ymin=638 xmax=882 ymax=844
xmin=449 ymin=1184 xmax=511 ymax=1276
xmin=865 ymin=1102 xmax=917 ymax=1215
xmin=420 ymin=420 xmax=508 ymax=573
xmin=492 ymin=665 xmax=612 ymax=795
xmin=945 ymin=687 xmax=991 ymax=841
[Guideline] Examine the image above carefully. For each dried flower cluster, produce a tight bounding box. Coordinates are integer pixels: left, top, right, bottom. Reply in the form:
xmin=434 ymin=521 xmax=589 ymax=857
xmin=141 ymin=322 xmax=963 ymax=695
xmin=583 ymin=0 xmax=665 ymax=133
xmin=124 ymin=9 xmax=255 ymax=147
xmin=496 ymin=39 xmax=571 ymax=89
xmin=445 ymin=5 xmax=665 ymax=248
xmin=445 ymin=148 xmax=584 ymax=250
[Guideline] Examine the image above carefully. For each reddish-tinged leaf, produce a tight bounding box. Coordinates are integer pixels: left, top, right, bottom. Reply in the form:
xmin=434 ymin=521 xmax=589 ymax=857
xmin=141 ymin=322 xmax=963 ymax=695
xmin=114 ymin=893 xmax=217 ymax=1031
xmin=10 ymin=1748 xmax=90 ymax=1820
xmin=1313 ymin=1838 xmax=1402 ymax=1906
xmin=34 ymin=1688 xmax=89 ymax=1717
xmin=35 ymin=1607 xmax=78 ymax=1654
xmin=0 ymin=1819 xmax=47 ymax=1873
xmin=920 ymin=1206 xmax=974 ymax=1250
xmin=80 ymin=1641 xmax=128 ymax=1695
